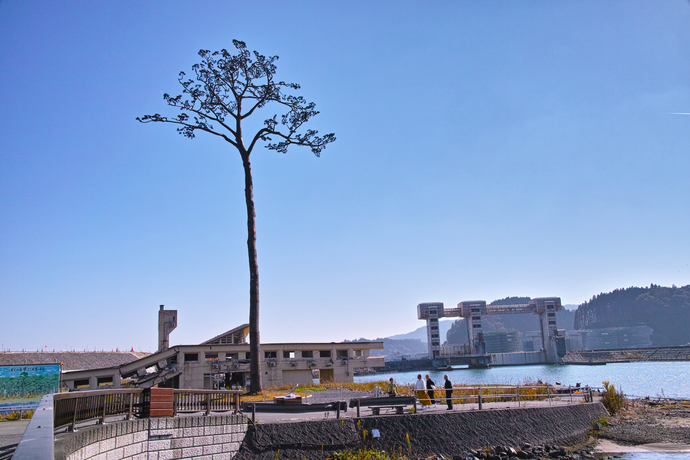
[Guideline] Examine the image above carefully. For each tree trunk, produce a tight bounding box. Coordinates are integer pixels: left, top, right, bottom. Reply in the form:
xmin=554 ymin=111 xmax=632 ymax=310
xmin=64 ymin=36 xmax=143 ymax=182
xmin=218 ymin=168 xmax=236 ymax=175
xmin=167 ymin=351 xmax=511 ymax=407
xmin=242 ymin=153 xmax=262 ymax=394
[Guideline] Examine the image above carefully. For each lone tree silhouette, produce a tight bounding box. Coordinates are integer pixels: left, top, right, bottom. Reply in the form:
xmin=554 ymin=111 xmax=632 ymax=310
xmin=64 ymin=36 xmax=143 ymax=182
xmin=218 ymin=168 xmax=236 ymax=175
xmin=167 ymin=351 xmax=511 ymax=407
xmin=138 ymin=40 xmax=335 ymax=393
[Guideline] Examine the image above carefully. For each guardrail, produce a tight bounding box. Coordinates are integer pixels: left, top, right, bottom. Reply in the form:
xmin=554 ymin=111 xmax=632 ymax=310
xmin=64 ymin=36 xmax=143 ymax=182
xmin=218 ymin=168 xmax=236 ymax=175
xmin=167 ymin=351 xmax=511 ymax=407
xmin=53 ymin=388 xmax=144 ymax=431
xmin=416 ymin=384 xmax=594 ymax=409
xmin=174 ymin=389 xmax=242 ymax=415
xmin=53 ymin=388 xmax=243 ymax=431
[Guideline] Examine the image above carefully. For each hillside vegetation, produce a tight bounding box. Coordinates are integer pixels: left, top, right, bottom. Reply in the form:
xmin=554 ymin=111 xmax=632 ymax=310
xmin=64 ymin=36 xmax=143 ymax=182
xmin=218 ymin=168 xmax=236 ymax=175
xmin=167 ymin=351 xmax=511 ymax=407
xmin=574 ymin=284 xmax=690 ymax=346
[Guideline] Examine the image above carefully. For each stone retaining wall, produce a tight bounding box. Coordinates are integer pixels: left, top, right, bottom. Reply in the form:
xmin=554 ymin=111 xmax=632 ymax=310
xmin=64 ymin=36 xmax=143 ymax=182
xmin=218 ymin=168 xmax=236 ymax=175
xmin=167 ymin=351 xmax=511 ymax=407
xmin=235 ymin=402 xmax=608 ymax=459
xmin=58 ymin=414 xmax=248 ymax=460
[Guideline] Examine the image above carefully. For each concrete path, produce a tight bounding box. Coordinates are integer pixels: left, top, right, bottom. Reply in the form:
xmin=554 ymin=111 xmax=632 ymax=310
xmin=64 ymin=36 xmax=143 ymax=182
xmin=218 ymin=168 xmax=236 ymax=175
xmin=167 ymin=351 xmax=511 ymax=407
xmin=243 ymin=391 xmax=594 ymax=424
xmin=0 ymin=420 xmax=29 ymax=460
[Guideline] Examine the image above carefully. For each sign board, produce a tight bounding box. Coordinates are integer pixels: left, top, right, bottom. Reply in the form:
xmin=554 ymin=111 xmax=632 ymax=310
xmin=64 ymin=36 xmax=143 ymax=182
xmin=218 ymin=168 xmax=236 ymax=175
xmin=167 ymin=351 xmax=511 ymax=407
xmin=0 ymin=364 xmax=61 ymax=418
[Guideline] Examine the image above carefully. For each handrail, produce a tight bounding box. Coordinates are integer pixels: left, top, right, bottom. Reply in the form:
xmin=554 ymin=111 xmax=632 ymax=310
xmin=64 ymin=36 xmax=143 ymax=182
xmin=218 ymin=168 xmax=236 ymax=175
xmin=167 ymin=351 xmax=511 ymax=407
xmin=54 ymin=388 xmax=144 ymax=431
xmin=413 ymin=384 xmax=595 ymax=408
xmin=174 ymin=389 xmax=242 ymax=415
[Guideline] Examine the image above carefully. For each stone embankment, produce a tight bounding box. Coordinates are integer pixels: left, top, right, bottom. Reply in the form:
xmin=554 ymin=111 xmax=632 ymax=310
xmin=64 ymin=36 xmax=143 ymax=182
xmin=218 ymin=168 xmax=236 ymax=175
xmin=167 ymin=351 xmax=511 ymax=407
xmin=235 ymin=402 xmax=608 ymax=459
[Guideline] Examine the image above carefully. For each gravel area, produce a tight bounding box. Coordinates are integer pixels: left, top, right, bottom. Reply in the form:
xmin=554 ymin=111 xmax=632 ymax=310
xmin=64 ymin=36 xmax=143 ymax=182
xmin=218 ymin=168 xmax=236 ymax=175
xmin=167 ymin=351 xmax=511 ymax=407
xmin=597 ymin=399 xmax=690 ymax=446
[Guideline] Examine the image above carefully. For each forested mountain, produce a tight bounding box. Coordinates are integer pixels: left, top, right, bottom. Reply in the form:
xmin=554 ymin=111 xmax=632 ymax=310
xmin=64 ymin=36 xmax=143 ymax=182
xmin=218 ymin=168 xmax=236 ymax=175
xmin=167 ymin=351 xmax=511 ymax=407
xmin=574 ymin=284 xmax=690 ymax=346
xmin=444 ymin=296 xmax=576 ymax=345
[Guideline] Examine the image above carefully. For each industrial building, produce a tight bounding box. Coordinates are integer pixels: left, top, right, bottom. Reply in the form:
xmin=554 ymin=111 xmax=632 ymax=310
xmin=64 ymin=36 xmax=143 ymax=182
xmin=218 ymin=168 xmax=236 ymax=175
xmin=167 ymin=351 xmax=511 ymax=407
xmin=55 ymin=306 xmax=383 ymax=391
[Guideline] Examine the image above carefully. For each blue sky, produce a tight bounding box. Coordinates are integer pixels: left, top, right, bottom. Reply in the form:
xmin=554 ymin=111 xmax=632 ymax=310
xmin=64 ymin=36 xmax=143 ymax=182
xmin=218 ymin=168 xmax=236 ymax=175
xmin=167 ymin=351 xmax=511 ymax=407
xmin=1 ymin=1 xmax=689 ymax=351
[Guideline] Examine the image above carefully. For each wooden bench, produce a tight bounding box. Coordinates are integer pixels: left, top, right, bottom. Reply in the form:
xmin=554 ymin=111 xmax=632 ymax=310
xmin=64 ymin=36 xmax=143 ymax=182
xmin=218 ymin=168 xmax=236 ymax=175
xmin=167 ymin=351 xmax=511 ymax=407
xmin=348 ymin=396 xmax=416 ymax=416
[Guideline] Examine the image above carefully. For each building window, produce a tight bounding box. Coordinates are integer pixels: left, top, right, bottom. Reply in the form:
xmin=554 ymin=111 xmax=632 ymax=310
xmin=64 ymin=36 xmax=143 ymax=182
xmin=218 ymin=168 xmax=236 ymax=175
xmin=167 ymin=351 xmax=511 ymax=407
xmin=184 ymin=353 xmax=198 ymax=362
xmin=265 ymin=351 xmax=277 ymax=359
xmin=74 ymin=379 xmax=89 ymax=389
xmin=319 ymin=350 xmax=331 ymax=358
xmin=336 ymin=350 xmax=348 ymax=358
xmin=472 ymin=316 xmax=481 ymax=321
xmin=302 ymin=351 xmax=313 ymax=358
xmin=354 ymin=350 xmax=363 ymax=357
xmin=97 ymin=376 xmax=113 ymax=387
xmin=473 ymin=324 xmax=482 ymax=328
xmin=245 ymin=352 xmax=251 ymax=360
xmin=226 ymin=353 xmax=238 ymax=361
xmin=205 ymin=353 xmax=218 ymax=361
xmin=283 ymin=351 xmax=296 ymax=359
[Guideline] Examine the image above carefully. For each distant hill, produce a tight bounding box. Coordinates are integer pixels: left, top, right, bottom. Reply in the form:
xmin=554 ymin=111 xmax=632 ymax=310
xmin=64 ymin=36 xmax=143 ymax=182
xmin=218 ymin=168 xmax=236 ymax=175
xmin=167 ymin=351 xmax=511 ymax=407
xmin=342 ymin=337 xmax=427 ymax=357
xmin=574 ymin=284 xmax=690 ymax=346
xmin=387 ymin=319 xmax=455 ymax=342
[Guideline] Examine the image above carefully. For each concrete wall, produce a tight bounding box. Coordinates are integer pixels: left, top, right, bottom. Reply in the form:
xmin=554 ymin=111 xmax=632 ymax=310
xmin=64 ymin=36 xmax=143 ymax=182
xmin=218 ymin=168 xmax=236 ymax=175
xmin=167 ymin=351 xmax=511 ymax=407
xmin=58 ymin=415 xmax=247 ymax=460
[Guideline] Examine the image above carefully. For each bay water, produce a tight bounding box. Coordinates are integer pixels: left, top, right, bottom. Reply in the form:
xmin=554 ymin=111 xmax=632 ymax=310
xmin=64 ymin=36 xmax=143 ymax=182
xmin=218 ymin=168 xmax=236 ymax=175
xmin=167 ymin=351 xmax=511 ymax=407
xmin=356 ymin=362 xmax=690 ymax=459
xmin=355 ymin=361 xmax=690 ymax=399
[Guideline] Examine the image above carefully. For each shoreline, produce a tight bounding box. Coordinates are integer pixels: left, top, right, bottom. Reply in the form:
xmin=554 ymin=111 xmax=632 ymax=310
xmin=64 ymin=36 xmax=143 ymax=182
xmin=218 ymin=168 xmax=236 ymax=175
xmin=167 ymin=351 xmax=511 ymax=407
xmin=591 ymin=398 xmax=690 ymax=455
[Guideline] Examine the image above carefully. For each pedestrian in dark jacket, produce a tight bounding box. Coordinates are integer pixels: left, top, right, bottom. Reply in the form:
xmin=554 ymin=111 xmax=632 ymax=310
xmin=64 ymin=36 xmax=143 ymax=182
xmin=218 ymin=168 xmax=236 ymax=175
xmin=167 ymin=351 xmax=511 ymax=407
xmin=425 ymin=375 xmax=436 ymax=405
xmin=444 ymin=375 xmax=453 ymax=410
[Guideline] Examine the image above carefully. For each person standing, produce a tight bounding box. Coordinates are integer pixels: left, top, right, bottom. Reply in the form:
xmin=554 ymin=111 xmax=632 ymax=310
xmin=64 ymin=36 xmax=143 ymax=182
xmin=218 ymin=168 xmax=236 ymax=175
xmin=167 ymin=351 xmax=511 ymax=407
xmin=415 ymin=374 xmax=431 ymax=409
xmin=386 ymin=377 xmax=397 ymax=397
xmin=444 ymin=375 xmax=453 ymax=410
xmin=425 ymin=374 xmax=436 ymax=405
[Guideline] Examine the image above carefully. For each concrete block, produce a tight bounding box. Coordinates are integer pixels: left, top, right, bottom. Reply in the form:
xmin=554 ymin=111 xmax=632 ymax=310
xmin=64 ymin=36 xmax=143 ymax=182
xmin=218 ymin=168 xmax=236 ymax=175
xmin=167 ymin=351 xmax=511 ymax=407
xmin=106 ymin=447 xmax=124 ymax=460
xmin=134 ymin=431 xmax=148 ymax=443
xmin=147 ymin=452 xmax=158 ymax=460
xmin=181 ymin=446 xmax=203 ymax=457
xmin=203 ymin=426 xmax=223 ymax=435
xmin=212 ymin=434 xmax=232 ymax=444
xmin=203 ymin=444 xmax=222 ymax=455
xmin=91 ymin=453 xmax=108 ymax=460
xmin=182 ymin=427 xmax=203 ymax=437
xmin=124 ymin=442 xmax=144 ymax=457
xmin=149 ymin=429 xmax=174 ymax=437
xmin=148 ymin=439 xmax=172 ymax=451
xmin=212 ymin=454 xmax=232 ymax=460
xmin=172 ymin=437 xmax=193 ymax=449
xmin=116 ymin=433 xmax=134 ymax=448
xmin=84 ymin=442 xmax=100 ymax=458
xmin=131 ymin=454 xmax=147 ymax=460
xmin=100 ymin=438 xmax=116 ymax=452
xmin=221 ymin=443 xmax=239 ymax=453
xmin=192 ymin=456 xmax=213 ymax=460
xmin=157 ymin=450 xmax=175 ymax=460
xmin=193 ymin=435 xmax=214 ymax=446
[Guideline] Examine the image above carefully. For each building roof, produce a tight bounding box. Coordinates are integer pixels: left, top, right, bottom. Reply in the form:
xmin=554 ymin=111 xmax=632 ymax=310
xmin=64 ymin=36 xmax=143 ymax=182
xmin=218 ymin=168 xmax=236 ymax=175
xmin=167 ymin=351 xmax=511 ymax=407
xmin=0 ymin=351 xmax=150 ymax=371
xmin=201 ymin=324 xmax=250 ymax=345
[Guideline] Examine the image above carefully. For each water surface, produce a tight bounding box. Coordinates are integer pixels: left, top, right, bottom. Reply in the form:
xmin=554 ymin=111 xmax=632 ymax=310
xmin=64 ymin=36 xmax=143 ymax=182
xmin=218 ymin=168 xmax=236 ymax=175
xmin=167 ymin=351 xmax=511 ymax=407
xmin=355 ymin=361 xmax=690 ymax=398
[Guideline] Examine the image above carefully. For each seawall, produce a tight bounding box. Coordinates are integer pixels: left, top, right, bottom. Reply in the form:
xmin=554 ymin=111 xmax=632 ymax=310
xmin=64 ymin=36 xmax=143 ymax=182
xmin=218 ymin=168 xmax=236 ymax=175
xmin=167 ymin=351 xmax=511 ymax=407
xmin=235 ymin=402 xmax=608 ymax=459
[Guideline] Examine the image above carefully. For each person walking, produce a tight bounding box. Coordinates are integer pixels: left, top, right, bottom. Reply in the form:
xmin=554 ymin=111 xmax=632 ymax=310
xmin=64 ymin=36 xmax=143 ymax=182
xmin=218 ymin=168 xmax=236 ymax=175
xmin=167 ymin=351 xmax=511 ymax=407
xmin=386 ymin=377 xmax=397 ymax=397
xmin=444 ymin=375 xmax=453 ymax=410
xmin=415 ymin=374 xmax=431 ymax=409
xmin=426 ymin=375 xmax=436 ymax=405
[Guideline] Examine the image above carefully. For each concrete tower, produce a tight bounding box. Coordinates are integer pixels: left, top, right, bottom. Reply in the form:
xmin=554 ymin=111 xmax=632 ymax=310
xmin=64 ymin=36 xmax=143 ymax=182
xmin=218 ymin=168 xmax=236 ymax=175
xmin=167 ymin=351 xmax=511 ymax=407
xmin=158 ymin=305 xmax=177 ymax=352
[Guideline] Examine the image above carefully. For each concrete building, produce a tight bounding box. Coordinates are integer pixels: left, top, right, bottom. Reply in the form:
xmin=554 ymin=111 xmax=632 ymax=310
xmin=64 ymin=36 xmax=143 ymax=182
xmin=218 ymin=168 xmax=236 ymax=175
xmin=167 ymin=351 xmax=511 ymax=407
xmin=59 ymin=307 xmax=383 ymax=391
xmin=418 ymin=297 xmax=566 ymax=364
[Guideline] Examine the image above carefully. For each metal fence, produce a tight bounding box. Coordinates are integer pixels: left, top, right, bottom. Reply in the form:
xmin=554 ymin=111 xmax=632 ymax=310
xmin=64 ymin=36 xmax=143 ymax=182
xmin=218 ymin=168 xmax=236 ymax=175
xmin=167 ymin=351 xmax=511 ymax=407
xmin=53 ymin=389 xmax=145 ymax=431
xmin=173 ymin=389 xmax=242 ymax=415
xmin=416 ymin=384 xmax=595 ymax=409
xmin=53 ymin=388 xmax=242 ymax=431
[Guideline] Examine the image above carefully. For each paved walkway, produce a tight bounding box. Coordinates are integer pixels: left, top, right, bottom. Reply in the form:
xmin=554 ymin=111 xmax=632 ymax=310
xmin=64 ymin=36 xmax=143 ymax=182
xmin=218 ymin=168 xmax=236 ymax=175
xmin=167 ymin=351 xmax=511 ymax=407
xmin=245 ymin=389 xmax=595 ymax=424
xmin=0 ymin=420 xmax=29 ymax=460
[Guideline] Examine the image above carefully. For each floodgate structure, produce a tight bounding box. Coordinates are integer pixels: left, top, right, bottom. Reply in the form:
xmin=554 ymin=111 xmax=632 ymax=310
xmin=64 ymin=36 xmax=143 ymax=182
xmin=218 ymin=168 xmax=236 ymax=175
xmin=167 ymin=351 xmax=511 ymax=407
xmin=418 ymin=297 xmax=566 ymax=367
xmin=52 ymin=306 xmax=383 ymax=391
